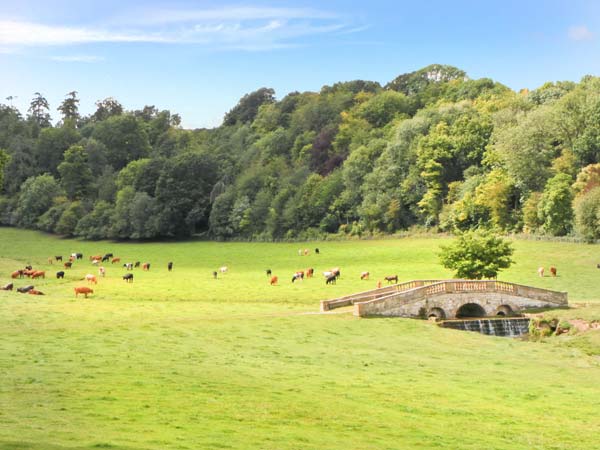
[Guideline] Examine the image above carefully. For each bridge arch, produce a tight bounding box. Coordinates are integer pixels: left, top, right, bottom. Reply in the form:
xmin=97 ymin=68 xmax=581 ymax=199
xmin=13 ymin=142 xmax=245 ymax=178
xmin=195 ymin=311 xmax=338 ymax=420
xmin=427 ymin=307 xmax=446 ymax=320
xmin=495 ymin=305 xmax=514 ymax=316
xmin=456 ymin=303 xmax=486 ymax=318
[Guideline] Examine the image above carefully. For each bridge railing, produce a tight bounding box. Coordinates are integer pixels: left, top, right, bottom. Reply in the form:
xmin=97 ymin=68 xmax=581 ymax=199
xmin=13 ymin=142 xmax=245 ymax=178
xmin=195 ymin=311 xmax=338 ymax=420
xmin=352 ymin=280 xmax=568 ymax=317
xmin=320 ymin=279 xmax=441 ymax=312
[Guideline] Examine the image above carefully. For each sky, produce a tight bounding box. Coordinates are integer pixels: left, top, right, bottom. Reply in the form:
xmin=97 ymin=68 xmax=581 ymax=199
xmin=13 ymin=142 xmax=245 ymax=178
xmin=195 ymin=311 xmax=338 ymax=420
xmin=1 ymin=0 xmax=599 ymax=128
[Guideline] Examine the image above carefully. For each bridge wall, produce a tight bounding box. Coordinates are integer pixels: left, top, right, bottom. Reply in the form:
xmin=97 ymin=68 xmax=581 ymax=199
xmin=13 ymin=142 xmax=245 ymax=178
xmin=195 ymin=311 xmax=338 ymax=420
xmin=354 ymin=289 xmax=567 ymax=319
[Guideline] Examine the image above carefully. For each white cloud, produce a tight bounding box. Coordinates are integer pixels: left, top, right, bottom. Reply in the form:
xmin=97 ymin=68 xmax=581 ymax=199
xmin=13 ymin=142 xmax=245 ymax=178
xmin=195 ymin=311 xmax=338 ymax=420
xmin=0 ymin=6 xmax=363 ymax=52
xmin=50 ymin=55 xmax=105 ymax=63
xmin=568 ymin=25 xmax=594 ymax=41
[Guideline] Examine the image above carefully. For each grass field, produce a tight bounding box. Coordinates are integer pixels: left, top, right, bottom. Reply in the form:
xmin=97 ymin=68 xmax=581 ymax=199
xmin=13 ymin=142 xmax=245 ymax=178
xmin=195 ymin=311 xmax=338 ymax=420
xmin=1 ymin=228 xmax=599 ymax=449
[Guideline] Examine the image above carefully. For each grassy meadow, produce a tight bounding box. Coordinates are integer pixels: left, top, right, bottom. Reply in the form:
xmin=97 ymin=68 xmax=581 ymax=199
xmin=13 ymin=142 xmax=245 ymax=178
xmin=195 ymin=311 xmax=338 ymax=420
xmin=1 ymin=228 xmax=599 ymax=449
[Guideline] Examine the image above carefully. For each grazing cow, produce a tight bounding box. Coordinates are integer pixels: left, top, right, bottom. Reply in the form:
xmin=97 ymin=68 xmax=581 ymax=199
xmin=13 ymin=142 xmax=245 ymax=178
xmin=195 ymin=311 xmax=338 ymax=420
xmin=306 ymin=268 xmax=314 ymax=278
xmin=385 ymin=275 xmax=398 ymax=284
xmin=270 ymin=276 xmax=278 ymax=285
xmin=74 ymin=286 xmax=94 ymax=298
xmin=28 ymin=289 xmax=44 ymax=295
xmin=17 ymin=285 xmax=34 ymax=293
xmin=123 ymin=263 xmax=133 ymax=271
xmin=550 ymin=267 xmax=557 ymax=277
xmin=31 ymin=271 xmax=45 ymax=279
xmin=90 ymin=255 xmax=102 ymax=262
xmin=55 ymin=256 xmax=63 ymax=262
xmin=266 ymin=269 xmax=272 ymax=277
xmin=98 ymin=266 xmax=106 ymax=277
xmin=76 ymin=253 xmax=83 ymax=260
xmin=360 ymin=271 xmax=370 ymax=280
xmin=112 ymin=257 xmax=121 ymax=264
xmin=11 ymin=270 xmax=23 ymax=279
xmin=168 ymin=262 xmax=173 ymax=272
xmin=135 ymin=261 xmax=140 ymax=268
xmin=85 ymin=274 xmax=98 ymax=285
xmin=56 ymin=271 xmax=65 ymax=279
xmin=315 ymin=248 xmax=320 ymax=254
xmin=142 ymin=263 xmax=150 ymax=271
xmin=292 ymin=272 xmax=304 ymax=283
xmin=1 ymin=282 xmax=13 ymax=291
xmin=219 ymin=266 xmax=228 ymax=274
xmin=101 ymin=255 xmax=110 ymax=262
xmin=64 ymin=261 xmax=72 ymax=269
xmin=538 ymin=267 xmax=544 ymax=277
xmin=122 ymin=273 xmax=134 ymax=283
xmin=326 ymin=274 xmax=337 ymax=285
xmin=213 ymin=271 xmax=218 ymax=279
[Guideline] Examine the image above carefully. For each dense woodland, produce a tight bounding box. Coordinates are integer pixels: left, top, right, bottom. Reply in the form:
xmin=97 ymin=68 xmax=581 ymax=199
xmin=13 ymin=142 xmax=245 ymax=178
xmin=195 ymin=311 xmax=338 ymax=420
xmin=1 ymin=64 xmax=600 ymax=241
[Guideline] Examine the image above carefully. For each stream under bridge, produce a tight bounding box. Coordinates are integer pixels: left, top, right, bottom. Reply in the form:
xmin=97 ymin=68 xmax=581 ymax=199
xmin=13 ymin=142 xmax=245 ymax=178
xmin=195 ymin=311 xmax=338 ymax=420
xmin=320 ymin=280 xmax=568 ymax=319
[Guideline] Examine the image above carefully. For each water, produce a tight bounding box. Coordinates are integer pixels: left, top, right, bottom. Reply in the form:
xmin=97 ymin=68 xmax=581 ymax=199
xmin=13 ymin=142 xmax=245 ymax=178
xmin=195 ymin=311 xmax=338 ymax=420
xmin=440 ymin=318 xmax=531 ymax=337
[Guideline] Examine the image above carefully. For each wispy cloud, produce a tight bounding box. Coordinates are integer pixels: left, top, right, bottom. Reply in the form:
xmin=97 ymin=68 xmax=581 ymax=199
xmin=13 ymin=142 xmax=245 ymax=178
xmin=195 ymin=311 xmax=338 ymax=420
xmin=50 ymin=55 xmax=105 ymax=63
xmin=568 ymin=25 xmax=594 ymax=41
xmin=0 ymin=6 xmax=364 ymax=52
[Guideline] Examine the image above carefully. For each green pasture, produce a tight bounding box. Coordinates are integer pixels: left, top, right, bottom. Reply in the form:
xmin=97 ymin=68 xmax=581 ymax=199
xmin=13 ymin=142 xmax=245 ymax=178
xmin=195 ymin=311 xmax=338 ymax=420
xmin=0 ymin=228 xmax=599 ymax=449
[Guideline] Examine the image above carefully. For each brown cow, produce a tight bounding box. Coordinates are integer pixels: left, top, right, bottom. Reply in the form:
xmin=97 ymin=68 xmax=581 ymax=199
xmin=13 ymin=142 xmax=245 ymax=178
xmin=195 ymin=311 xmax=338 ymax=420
xmin=28 ymin=289 xmax=44 ymax=295
xmin=142 ymin=263 xmax=150 ymax=271
xmin=74 ymin=286 xmax=94 ymax=298
xmin=31 ymin=271 xmax=45 ymax=279
xmin=360 ymin=271 xmax=369 ymax=280
xmin=11 ymin=270 xmax=23 ymax=279
xmin=111 ymin=257 xmax=121 ymax=264
xmin=550 ymin=266 xmax=557 ymax=277
xmin=64 ymin=261 xmax=73 ymax=269
xmin=90 ymin=255 xmax=102 ymax=262
xmin=385 ymin=275 xmax=398 ymax=284
xmin=85 ymin=274 xmax=98 ymax=285
xmin=306 ymin=268 xmax=314 ymax=278
xmin=270 ymin=276 xmax=278 ymax=285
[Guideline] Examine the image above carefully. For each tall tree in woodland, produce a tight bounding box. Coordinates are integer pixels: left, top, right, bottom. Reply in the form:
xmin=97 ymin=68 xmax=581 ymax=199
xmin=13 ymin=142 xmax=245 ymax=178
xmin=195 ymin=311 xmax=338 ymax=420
xmin=57 ymin=145 xmax=93 ymax=199
xmin=27 ymin=92 xmax=52 ymax=128
xmin=57 ymin=91 xmax=80 ymax=124
xmin=92 ymin=97 xmax=123 ymax=122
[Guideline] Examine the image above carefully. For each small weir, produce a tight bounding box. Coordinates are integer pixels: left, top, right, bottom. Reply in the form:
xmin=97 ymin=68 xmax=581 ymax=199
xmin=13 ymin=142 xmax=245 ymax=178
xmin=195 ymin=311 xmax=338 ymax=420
xmin=439 ymin=317 xmax=531 ymax=337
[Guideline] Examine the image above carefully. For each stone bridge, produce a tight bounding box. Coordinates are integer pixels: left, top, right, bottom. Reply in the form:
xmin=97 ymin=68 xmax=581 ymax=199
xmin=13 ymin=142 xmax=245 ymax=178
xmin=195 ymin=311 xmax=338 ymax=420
xmin=320 ymin=280 xmax=568 ymax=319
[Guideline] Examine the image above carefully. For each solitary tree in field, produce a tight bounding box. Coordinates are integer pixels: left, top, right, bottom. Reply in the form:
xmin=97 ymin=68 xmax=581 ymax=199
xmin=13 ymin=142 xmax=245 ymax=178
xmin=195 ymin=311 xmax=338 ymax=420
xmin=439 ymin=230 xmax=514 ymax=279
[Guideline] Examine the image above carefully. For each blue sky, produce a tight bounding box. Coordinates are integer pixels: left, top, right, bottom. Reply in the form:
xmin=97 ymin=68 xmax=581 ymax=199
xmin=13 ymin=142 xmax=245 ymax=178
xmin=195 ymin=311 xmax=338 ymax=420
xmin=1 ymin=0 xmax=599 ymax=128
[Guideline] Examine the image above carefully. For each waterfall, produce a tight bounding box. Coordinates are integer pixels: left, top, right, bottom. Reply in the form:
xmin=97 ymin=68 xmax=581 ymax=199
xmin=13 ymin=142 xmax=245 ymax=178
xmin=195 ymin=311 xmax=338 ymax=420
xmin=439 ymin=318 xmax=531 ymax=337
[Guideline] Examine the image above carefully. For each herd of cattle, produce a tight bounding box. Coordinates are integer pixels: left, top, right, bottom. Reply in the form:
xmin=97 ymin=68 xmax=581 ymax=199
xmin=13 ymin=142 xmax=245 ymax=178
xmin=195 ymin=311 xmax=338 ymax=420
xmin=1 ymin=247 xmax=407 ymax=299
xmin=1 ymin=252 xmax=171 ymax=298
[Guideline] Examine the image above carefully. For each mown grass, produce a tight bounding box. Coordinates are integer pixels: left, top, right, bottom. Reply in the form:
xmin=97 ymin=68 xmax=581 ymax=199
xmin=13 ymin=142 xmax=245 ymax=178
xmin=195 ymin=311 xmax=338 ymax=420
xmin=1 ymin=228 xmax=599 ymax=449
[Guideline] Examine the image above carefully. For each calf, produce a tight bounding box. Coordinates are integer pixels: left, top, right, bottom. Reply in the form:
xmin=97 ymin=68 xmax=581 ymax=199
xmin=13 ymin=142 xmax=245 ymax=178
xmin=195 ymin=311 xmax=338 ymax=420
xmin=64 ymin=261 xmax=72 ymax=269
xmin=56 ymin=271 xmax=65 ymax=279
xmin=28 ymin=289 xmax=44 ymax=295
xmin=168 ymin=262 xmax=173 ymax=272
xmin=270 ymin=276 xmax=278 ymax=285
xmin=550 ymin=266 xmax=557 ymax=277
xmin=17 ymin=285 xmax=34 ymax=293
xmin=385 ymin=275 xmax=398 ymax=284
xmin=85 ymin=274 xmax=98 ymax=285
xmin=1 ymin=282 xmax=13 ymax=291
xmin=74 ymin=286 xmax=94 ymax=298
xmin=360 ymin=271 xmax=369 ymax=280
xmin=123 ymin=273 xmax=134 ymax=283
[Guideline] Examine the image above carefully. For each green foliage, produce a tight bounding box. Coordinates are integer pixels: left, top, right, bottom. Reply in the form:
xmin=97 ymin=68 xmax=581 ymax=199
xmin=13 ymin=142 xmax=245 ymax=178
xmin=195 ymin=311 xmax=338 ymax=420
xmin=223 ymin=87 xmax=275 ymax=125
xmin=57 ymin=145 xmax=93 ymax=199
xmin=574 ymin=187 xmax=600 ymax=242
xmin=439 ymin=230 xmax=514 ymax=279
xmin=15 ymin=174 xmax=63 ymax=228
xmin=538 ymin=173 xmax=574 ymax=236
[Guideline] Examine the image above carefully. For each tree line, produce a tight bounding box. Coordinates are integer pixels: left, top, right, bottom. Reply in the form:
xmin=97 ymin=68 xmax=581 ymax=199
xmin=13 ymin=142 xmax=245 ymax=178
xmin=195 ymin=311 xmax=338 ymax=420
xmin=1 ymin=64 xmax=599 ymax=241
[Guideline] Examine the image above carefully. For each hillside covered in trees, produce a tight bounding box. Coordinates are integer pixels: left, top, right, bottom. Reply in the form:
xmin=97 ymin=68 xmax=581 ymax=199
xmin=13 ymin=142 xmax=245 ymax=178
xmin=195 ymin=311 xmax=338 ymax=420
xmin=1 ymin=64 xmax=600 ymax=241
